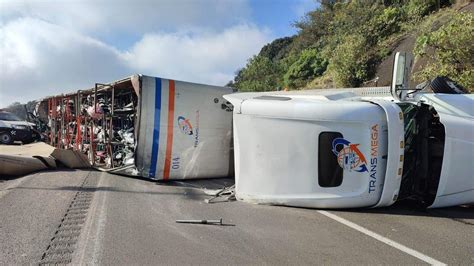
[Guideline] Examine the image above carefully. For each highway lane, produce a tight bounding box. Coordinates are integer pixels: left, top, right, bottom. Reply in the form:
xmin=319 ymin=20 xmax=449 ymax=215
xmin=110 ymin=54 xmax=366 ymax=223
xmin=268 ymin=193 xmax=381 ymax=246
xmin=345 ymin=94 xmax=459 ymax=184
xmin=79 ymin=172 xmax=473 ymax=265
xmin=1 ymin=170 xmax=473 ymax=264
xmin=0 ymin=170 xmax=97 ymax=264
xmin=330 ymin=204 xmax=474 ymax=264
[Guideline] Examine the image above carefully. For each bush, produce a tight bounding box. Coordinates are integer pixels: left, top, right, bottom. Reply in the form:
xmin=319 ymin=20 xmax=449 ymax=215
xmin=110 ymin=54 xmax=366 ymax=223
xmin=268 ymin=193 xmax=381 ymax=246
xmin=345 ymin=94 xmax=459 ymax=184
xmin=283 ymin=49 xmax=328 ymax=89
xmin=365 ymin=7 xmax=404 ymax=44
xmin=233 ymin=55 xmax=283 ymax=92
xmin=228 ymin=0 xmax=459 ymax=91
xmin=329 ymin=35 xmax=370 ymax=87
xmin=259 ymin=37 xmax=294 ymax=62
xmin=405 ymin=0 xmax=438 ymax=20
xmin=414 ymin=12 xmax=474 ymax=90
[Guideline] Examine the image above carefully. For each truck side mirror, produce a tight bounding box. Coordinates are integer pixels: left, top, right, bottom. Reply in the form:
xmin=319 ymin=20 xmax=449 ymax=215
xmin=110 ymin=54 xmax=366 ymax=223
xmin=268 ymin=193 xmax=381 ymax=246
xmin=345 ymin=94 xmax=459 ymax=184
xmin=391 ymin=52 xmax=413 ymax=101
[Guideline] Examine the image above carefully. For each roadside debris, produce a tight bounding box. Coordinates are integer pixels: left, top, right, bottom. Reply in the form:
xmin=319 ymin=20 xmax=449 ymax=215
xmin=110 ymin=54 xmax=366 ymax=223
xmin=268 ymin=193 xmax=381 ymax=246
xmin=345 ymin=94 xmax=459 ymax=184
xmin=204 ymin=185 xmax=236 ymax=204
xmin=0 ymin=142 xmax=90 ymax=177
xmin=0 ymin=154 xmax=54 ymax=176
xmin=51 ymin=148 xmax=91 ymax=168
xmin=176 ymin=218 xmax=223 ymax=225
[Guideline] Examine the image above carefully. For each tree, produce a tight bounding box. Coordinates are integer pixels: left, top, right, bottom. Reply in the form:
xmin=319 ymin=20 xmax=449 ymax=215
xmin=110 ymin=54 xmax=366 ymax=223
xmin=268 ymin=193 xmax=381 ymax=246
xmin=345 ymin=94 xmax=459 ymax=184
xmin=405 ymin=0 xmax=439 ymax=21
xmin=329 ymin=35 xmax=370 ymax=87
xmin=259 ymin=37 xmax=294 ymax=62
xmin=232 ymin=55 xmax=283 ymax=92
xmin=284 ymin=48 xmax=328 ymax=89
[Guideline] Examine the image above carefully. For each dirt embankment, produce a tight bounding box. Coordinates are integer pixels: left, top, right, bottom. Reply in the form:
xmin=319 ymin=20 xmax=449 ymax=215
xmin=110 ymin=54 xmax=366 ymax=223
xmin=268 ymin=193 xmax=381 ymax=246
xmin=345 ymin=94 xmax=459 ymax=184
xmin=365 ymin=2 xmax=473 ymax=88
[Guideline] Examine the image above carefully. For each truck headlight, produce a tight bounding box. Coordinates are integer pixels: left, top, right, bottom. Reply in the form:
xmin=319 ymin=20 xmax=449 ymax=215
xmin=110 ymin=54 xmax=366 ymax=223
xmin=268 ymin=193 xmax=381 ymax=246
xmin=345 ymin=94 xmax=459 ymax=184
xmin=12 ymin=125 xmax=28 ymax=130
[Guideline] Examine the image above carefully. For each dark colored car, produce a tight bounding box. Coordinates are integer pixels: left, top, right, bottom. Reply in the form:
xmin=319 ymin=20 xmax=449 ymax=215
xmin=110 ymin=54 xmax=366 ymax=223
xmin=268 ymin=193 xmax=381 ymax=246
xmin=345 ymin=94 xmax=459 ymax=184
xmin=0 ymin=111 xmax=41 ymax=144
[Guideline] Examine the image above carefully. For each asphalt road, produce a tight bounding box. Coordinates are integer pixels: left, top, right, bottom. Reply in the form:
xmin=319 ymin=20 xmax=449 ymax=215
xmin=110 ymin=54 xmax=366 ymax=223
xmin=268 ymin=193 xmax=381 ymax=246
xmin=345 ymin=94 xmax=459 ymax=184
xmin=0 ymin=170 xmax=473 ymax=265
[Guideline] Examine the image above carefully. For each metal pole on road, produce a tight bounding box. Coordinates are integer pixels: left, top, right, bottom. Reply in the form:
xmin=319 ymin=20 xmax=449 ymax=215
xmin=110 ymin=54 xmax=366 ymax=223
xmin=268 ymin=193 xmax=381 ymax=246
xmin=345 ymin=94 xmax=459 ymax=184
xmin=176 ymin=218 xmax=223 ymax=225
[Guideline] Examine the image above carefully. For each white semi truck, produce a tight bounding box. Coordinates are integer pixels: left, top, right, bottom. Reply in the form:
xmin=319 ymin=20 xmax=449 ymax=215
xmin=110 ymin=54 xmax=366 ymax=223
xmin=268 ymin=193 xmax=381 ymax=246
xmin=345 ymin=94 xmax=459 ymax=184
xmin=225 ymin=52 xmax=473 ymax=208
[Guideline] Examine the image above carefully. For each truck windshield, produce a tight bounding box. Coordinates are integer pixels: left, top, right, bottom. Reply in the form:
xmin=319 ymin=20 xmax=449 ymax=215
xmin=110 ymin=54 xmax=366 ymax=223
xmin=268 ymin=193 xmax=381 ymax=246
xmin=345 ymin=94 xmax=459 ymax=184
xmin=318 ymin=132 xmax=343 ymax=187
xmin=0 ymin=112 xmax=22 ymax=121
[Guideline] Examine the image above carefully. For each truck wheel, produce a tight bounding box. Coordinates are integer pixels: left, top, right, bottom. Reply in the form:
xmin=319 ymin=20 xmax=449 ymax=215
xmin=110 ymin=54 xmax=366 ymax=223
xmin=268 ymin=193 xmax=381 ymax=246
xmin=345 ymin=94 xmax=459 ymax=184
xmin=0 ymin=132 xmax=13 ymax=144
xmin=430 ymin=76 xmax=467 ymax=94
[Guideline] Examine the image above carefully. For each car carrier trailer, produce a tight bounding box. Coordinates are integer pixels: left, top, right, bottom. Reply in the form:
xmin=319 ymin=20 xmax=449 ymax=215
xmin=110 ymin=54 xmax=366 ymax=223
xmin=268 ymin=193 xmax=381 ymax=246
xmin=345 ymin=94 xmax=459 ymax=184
xmin=35 ymin=75 xmax=233 ymax=180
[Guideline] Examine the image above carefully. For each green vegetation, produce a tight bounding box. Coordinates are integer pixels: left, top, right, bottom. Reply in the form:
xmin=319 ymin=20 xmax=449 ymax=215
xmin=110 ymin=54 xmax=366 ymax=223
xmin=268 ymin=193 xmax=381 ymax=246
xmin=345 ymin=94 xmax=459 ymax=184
xmin=284 ymin=48 xmax=328 ymax=88
xmin=229 ymin=0 xmax=472 ymax=91
xmin=328 ymin=34 xmax=370 ymax=88
xmin=228 ymin=55 xmax=283 ymax=92
xmin=414 ymin=11 xmax=473 ymax=90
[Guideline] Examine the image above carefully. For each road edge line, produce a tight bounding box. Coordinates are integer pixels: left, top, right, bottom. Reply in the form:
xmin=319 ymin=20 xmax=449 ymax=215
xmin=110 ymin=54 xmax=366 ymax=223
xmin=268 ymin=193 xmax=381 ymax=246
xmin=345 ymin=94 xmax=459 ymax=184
xmin=73 ymin=171 xmax=108 ymax=264
xmin=317 ymin=210 xmax=446 ymax=265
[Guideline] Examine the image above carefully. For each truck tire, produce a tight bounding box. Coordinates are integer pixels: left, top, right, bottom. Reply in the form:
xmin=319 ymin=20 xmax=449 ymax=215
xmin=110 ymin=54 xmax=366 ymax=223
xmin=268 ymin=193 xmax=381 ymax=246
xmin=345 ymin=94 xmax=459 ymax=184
xmin=430 ymin=76 xmax=467 ymax=94
xmin=0 ymin=132 xmax=13 ymax=144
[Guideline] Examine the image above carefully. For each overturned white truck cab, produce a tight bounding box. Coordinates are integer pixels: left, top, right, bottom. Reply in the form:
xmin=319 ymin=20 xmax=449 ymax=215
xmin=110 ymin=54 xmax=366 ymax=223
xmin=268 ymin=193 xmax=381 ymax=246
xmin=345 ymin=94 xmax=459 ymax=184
xmin=225 ymin=53 xmax=473 ymax=209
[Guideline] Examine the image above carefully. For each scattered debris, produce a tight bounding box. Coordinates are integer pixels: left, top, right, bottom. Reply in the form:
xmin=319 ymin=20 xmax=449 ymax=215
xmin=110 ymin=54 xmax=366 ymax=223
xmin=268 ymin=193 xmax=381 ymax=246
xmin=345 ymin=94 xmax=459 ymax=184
xmin=0 ymin=154 xmax=53 ymax=176
xmin=34 ymin=79 xmax=138 ymax=171
xmin=0 ymin=142 xmax=90 ymax=176
xmin=51 ymin=149 xmax=91 ymax=168
xmin=204 ymin=185 xmax=236 ymax=204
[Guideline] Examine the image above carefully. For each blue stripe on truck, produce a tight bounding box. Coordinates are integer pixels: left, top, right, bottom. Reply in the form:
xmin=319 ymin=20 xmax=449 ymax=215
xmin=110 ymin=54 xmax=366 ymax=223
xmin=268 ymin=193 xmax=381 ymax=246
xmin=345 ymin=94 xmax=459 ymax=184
xmin=149 ymin=78 xmax=162 ymax=178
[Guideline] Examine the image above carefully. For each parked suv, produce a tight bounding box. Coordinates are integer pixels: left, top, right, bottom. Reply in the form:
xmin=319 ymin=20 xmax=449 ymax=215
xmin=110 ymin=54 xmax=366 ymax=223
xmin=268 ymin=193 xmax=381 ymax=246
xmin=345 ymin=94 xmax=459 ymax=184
xmin=0 ymin=110 xmax=40 ymax=144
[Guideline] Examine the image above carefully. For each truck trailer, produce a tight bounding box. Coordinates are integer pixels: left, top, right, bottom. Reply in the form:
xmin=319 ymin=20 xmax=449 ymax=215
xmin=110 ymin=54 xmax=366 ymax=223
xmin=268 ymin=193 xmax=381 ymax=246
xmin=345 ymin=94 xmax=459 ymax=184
xmin=35 ymin=75 xmax=233 ymax=180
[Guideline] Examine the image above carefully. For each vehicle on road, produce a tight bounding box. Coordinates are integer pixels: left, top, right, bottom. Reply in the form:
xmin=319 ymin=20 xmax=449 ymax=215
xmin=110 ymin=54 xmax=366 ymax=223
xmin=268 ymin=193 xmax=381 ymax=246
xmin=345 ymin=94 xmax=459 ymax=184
xmin=0 ymin=110 xmax=40 ymax=145
xmin=33 ymin=75 xmax=233 ymax=178
xmin=225 ymin=52 xmax=474 ymax=209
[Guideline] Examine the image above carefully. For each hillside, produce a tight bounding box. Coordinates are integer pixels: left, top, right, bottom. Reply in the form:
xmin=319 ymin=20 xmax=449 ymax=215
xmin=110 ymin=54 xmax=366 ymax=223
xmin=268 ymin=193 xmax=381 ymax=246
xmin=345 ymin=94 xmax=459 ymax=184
xmin=228 ymin=0 xmax=473 ymax=92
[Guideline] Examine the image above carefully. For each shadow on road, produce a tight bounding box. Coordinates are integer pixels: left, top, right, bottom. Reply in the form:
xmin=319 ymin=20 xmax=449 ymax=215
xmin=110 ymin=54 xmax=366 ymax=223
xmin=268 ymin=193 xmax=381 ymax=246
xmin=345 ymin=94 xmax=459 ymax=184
xmin=334 ymin=200 xmax=474 ymax=222
xmin=0 ymin=168 xmax=83 ymax=181
xmin=4 ymin=172 xmax=472 ymax=222
xmin=0 ymin=176 xmax=15 ymax=182
xmin=159 ymin=178 xmax=235 ymax=190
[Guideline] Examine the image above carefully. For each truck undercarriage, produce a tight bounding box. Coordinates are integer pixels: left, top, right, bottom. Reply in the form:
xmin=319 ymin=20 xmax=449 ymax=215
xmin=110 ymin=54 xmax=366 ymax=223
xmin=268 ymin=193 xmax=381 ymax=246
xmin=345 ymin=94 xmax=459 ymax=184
xmin=398 ymin=103 xmax=446 ymax=207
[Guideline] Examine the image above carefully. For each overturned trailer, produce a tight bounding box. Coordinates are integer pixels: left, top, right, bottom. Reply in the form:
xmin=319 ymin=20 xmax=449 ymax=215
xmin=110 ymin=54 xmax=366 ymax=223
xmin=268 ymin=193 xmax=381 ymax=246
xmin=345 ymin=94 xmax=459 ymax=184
xmin=36 ymin=75 xmax=233 ymax=180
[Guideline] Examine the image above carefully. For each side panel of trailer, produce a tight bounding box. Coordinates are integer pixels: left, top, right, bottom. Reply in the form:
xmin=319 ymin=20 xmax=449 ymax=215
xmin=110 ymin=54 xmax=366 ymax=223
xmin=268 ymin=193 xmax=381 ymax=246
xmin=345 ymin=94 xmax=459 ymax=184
xmin=136 ymin=76 xmax=233 ymax=180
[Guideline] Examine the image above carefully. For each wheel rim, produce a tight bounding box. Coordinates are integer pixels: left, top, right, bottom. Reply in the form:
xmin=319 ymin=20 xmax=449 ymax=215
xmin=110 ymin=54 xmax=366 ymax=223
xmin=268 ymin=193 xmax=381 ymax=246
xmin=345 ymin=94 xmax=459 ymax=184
xmin=1 ymin=134 xmax=11 ymax=143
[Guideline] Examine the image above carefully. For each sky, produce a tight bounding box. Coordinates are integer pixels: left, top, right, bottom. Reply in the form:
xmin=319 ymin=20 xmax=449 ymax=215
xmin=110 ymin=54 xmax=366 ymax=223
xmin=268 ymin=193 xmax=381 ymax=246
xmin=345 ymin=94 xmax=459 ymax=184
xmin=0 ymin=0 xmax=318 ymax=108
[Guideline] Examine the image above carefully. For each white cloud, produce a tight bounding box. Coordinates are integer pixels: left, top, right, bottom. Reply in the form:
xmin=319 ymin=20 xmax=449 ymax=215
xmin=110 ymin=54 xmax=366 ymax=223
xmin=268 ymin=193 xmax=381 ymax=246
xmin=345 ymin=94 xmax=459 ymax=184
xmin=0 ymin=0 xmax=251 ymax=36
xmin=125 ymin=25 xmax=271 ymax=85
xmin=0 ymin=18 xmax=131 ymax=107
xmin=0 ymin=18 xmax=271 ymax=107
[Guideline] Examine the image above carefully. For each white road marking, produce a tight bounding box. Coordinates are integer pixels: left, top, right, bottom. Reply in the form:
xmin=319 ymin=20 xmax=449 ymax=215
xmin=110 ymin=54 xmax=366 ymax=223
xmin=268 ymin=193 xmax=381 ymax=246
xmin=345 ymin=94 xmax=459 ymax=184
xmin=74 ymin=172 xmax=108 ymax=264
xmin=317 ymin=210 xmax=446 ymax=265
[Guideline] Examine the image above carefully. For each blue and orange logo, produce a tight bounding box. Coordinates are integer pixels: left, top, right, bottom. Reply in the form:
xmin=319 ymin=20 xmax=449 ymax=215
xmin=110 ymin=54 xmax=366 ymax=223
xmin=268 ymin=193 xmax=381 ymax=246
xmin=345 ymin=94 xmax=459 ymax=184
xmin=332 ymin=138 xmax=368 ymax=173
xmin=177 ymin=116 xmax=193 ymax=135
